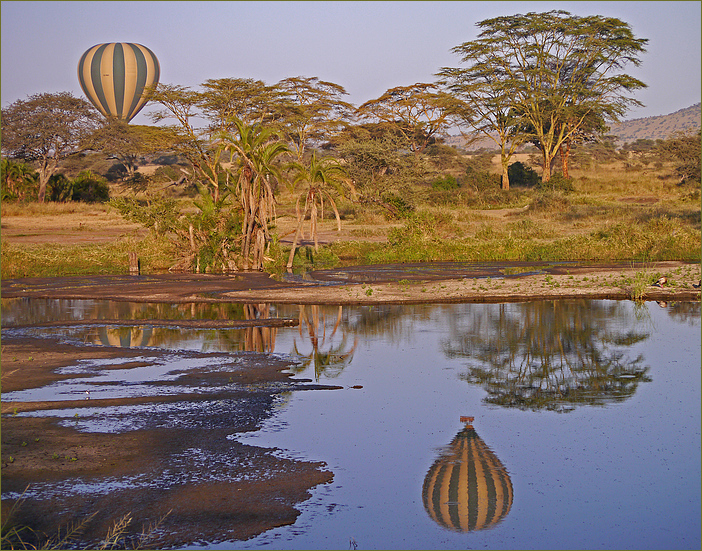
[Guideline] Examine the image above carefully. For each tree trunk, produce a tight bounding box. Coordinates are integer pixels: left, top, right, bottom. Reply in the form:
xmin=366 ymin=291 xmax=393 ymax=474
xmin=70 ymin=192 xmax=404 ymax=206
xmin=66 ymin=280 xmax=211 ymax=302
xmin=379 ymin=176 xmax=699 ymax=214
xmin=501 ymin=163 xmax=510 ymax=190
xmin=541 ymin=149 xmax=552 ymax=183
xmin=287 ymin=199 xmax=310 ymax=269
xmin=37 ymin=173 xmax=49 ymax=203
xmin=311 ymin=201 xmax=319 ymax=252
xmin=561 ymin=141 xmax=571 ymax=179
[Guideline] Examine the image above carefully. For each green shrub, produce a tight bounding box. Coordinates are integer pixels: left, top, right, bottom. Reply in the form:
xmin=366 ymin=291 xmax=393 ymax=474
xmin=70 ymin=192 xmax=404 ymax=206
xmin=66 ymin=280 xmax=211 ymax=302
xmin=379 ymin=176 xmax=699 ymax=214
xmin=538 ymin=173 xmax=574 ymax=193
xmin=71 ymin=170 xmax=110 ymax=202
xmin=431 ymin=175 xmax=460 ymax=191
xmin=122 ymin=172 xmax=151 ymax=193
xmin=508 ymin=161 xmax=540 ymax=187
xmin=47 ymin=173 xmax=73 ymax=202
xmin=465 ymin=167 xmax=500 ymax=190
xmin=381 ymin=192 xmax=415 ymax=219
xmin=110 ymin=196 xmax=182 ymax=235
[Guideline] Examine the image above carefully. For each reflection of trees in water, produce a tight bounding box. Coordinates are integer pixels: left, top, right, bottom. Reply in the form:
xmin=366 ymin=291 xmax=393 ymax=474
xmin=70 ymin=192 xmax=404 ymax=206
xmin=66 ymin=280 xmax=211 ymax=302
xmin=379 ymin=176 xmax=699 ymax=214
xmin=443 ymin=300 xmax=652 ymax=412
xmin=662 ymin=301 xmax=701 ymax=326
xmin=288 ymin=305 xmax=358 ymax=381
xmin=96 ymin=325 xmax=154 ymax=347
xmin=90 ymin=303 xmax=279 ymax=353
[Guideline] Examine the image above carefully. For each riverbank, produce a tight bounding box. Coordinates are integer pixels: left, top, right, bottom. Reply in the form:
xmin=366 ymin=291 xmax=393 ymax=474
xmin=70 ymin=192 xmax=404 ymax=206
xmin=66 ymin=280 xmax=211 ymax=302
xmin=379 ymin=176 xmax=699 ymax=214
xmin=2 ymin=260 xmax=700 ymax=305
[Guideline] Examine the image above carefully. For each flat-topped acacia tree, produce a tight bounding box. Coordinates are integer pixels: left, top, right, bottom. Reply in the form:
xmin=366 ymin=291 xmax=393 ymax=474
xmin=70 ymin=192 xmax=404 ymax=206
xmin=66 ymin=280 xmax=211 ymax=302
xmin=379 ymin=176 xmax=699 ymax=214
xmin=356 ymin=83 xmax=456 ymax=158
xmin=441 ymin=10 xmax=648 ymax=183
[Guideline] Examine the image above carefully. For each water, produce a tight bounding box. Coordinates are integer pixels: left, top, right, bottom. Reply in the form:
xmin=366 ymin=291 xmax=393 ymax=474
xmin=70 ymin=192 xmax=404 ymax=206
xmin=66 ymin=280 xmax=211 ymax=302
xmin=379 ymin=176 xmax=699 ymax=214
xmin=2 ymin=298 xmax=700 ymax=550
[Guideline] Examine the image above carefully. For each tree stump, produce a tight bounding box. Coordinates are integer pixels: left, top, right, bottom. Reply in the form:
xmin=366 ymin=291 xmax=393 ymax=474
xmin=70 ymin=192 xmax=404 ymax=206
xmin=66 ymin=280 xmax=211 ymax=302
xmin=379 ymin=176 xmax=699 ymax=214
xmin=128 ymin=252 xmax=140 ymax=275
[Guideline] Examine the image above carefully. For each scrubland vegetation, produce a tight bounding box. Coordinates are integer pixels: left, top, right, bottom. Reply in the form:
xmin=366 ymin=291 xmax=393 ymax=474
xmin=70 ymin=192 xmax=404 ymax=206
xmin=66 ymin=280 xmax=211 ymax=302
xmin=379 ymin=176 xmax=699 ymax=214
xmin=2 ymin=135 xmax=699 ymax=279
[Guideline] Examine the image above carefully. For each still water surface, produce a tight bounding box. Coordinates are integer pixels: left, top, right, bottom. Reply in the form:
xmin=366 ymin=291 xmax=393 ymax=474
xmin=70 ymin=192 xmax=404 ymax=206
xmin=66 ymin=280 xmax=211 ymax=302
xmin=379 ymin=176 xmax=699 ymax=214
xmin=2 ymin=299 xmax=700 ymax=550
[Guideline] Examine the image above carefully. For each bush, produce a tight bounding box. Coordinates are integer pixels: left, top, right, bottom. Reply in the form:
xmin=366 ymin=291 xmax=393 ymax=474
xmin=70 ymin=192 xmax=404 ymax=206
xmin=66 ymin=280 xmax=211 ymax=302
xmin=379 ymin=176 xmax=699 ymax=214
xmin=530 ymin=190 xmax=571 ymax=213
xmin=431 ymin=175 xmax=460 ymax=191
xmin=508 ymin=161 xmax=540 ymax=187
xmin=122 ymin=172 xmax=151 ymax=193
xmin=381 ymin=192 xmax=415 ymax=219
xmin=464 ymin=167 xmax=500 ymax=190
xmin=110 ymin=196 xmax=182 ymax=235
xmin=538 ymin=173 xmax=574 ymax=193
xmin=71 ymin=170 xmax=110 ymax=202
xmin=47 ymin=173 xmax=73 ymax=202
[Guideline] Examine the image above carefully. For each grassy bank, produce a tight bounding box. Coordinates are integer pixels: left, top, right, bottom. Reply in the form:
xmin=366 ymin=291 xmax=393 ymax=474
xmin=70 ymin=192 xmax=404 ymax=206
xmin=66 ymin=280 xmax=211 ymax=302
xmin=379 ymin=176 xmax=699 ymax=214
xmin=1 ymin=234 xmax=177 ymax=279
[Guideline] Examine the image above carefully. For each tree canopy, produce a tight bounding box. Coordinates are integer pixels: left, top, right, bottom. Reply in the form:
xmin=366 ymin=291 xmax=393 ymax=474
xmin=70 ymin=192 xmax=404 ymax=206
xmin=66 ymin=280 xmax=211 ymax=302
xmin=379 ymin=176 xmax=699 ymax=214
xmin=441 ymin=10 xmax=648 ymax=182
xmin=356 ymin=83 xmax=456 ymax=157
xmin=1 ymin=92 xmax=101 ymax=202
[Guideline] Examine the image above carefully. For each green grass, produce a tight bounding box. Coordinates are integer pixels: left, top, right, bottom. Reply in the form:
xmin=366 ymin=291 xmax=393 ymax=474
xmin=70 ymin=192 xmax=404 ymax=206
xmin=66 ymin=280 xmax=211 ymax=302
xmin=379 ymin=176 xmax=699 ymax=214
xmin=1 ymin=234 xmax=178 ymax=279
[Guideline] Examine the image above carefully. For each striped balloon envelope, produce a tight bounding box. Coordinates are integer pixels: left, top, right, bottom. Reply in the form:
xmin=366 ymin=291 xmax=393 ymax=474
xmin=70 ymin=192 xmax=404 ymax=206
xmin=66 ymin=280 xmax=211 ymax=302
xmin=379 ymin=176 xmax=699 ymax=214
xmin=95 ymin=325 xmax=154 ymax=348
xmin=422 ymin=417 xmax=513 ymax=532
xmin=77 ymin=42 xmax=160 ymax=122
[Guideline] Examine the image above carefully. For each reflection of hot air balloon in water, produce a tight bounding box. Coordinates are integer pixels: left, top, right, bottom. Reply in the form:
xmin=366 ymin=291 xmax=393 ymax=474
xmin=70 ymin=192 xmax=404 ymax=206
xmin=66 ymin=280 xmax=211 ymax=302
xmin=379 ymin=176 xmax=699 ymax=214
xmin=422 ymin=416 xmax=513 ymax=532
xmin=95 ymin=325 xmax=154 ymax=348
xmin=78 ymin=43 xmax=160 ymax=122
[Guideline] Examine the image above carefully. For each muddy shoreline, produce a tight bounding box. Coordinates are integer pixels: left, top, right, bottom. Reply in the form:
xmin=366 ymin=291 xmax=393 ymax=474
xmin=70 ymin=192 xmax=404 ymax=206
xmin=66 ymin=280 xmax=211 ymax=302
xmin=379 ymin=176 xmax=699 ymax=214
xmin=1 ymin=260 xmax=699 ymax=548
xmin=2 ymin=260 xmax=700 ymax=304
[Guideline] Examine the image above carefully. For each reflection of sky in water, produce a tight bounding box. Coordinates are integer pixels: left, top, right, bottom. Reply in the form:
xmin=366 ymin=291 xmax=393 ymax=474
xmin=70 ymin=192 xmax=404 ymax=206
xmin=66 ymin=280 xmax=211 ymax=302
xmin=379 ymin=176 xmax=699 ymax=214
xmin=2 ymin=354 xmax=226 ymax=402
xmin=1 ymin=299 xmax=700 ymax=550
xmin=227 ymin=302 xmax=700 ymax=551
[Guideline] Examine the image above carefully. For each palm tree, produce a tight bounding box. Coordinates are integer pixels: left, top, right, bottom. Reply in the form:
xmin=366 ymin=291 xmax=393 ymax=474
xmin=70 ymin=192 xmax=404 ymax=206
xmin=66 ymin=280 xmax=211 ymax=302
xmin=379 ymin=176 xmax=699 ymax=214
xmin=287 ymin=152 xmax=355 ymax=269
xmin=1 ymin=159 xmax=37 ymax=201
xmin=222 ymin=118 xmax=290 ymax=270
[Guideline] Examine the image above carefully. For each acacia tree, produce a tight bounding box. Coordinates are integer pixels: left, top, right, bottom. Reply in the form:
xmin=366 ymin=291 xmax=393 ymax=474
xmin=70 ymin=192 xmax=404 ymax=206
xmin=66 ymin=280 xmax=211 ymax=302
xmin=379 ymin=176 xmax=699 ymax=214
xmin=445 ymin=10 xmax=647 ymax=182
xmin=276 ymin=76 xmax=354 ymax=162
xmin=1 ymin=92 xmax=101 ymax=202
xmin=147 ymin=83 xmax=230 ymax=202
xmin=356 ymin=83 xmax=456 ymax=157
xmin=199 ymin=77 xmax=286 ymax=131
xmin=437 ymin=61 xmax=529 ymax=190
xmin=82 ymin=120 xmax=178 ymax=179
xmin=329 ymin=123 xmax=417 ymax=216
xmin=659 ymin=129 xmax=701 ymax=184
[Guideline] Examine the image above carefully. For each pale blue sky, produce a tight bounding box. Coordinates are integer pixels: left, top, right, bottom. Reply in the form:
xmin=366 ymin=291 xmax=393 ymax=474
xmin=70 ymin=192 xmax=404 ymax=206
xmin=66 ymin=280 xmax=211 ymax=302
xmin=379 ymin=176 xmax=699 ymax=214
xmin=2 ymin=1 xmax=700 ymax=125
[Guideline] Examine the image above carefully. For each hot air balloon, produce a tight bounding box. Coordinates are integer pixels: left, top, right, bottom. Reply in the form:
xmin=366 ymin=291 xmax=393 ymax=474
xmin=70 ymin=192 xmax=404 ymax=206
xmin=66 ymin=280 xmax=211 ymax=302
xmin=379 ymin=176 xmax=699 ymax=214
xmin=422 ymin=416 xmax=513 ymax=532
xmin=77 ymin=42 xmax=160 ymax=122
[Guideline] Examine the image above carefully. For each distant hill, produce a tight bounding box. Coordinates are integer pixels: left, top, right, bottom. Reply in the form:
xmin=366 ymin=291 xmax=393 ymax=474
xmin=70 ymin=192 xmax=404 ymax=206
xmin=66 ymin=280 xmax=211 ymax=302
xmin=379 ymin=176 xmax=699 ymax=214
xmin=609 ymin=103 xmax=700 ymax=143
xmin=445 ymin=103 xmax=701 ymax=149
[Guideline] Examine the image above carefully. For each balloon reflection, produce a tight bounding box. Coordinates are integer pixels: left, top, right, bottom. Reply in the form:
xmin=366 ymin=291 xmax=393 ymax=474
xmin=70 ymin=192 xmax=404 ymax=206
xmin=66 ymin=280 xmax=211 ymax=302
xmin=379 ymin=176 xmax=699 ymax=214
xmin=423 ymin=417 xmax=513 ymax=532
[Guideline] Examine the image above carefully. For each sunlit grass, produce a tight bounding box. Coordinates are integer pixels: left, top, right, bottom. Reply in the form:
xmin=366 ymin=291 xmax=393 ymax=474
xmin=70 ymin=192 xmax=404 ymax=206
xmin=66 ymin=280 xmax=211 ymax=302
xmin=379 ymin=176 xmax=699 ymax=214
xmin=1 ymin=234 xmax=178 ymax=279
xmin=3 ymin=156 xmax=699 ymax=276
